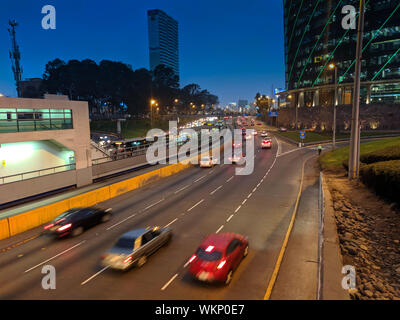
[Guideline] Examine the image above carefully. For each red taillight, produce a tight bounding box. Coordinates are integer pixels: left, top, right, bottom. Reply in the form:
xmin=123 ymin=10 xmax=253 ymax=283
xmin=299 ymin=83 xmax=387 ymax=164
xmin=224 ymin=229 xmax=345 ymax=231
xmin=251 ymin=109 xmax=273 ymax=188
xmin=189 ymin=255 xmax=197 ymax=263
xmin=217 ymin=260 xmax=226 ymax=270
xmin=123 ymin=256 xmax=132 ymax=263
xmin=44 ymin=223 xmax=54 ymax=230
xmin=57 ymin=223 xmax=72 ymax=232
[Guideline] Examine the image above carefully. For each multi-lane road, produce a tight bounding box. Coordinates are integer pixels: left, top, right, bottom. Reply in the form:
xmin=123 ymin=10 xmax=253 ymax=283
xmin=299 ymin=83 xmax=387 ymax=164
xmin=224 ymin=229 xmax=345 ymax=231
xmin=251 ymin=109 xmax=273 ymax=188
xmin=0 ymin=128 xmax=321 ymax=299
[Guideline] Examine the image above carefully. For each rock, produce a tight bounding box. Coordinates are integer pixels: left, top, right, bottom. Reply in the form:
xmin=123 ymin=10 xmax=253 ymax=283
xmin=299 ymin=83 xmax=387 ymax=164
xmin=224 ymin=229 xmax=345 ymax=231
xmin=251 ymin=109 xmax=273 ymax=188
xmin=344 ymin=232 xmax=354 ymax=239
xmin=395 ymin=267 xmax=400 ymax=275
xmin=364 ymin=290 xmax=374 ymax=298
xmin=360 ymin=245 xmax=368 ymax=251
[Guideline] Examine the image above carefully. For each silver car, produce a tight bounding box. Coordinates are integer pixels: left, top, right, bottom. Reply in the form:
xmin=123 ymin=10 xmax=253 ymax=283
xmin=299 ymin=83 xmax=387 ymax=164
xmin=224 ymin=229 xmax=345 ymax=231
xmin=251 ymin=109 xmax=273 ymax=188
xmin=102 ymin=226 xmax=172 ymax=271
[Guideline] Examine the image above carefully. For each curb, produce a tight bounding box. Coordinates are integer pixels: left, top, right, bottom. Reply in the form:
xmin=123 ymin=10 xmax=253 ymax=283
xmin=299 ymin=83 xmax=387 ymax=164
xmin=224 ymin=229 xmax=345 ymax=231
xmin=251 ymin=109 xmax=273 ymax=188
xmin=320 ymin=172 xmax=350 ymax=300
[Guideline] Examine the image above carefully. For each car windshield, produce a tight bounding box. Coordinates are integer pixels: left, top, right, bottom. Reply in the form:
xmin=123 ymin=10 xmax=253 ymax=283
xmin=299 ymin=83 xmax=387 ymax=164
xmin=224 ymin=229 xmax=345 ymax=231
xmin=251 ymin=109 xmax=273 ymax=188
xmin=55 ymin=209 xmax=82 ymax=221
xmin=196 ymin=247 xmax=222 ymax=261
xmin=115 ymin=237 xmax=135 ymax=249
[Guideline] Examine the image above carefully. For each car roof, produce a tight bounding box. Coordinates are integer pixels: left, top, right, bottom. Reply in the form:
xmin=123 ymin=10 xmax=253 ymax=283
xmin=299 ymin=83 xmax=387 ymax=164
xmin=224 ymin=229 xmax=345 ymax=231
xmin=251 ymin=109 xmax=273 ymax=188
xmin=200 ymin=233 xmax=243 ymax=251
xmin=121 ymin=228 xmax=148 ymax=239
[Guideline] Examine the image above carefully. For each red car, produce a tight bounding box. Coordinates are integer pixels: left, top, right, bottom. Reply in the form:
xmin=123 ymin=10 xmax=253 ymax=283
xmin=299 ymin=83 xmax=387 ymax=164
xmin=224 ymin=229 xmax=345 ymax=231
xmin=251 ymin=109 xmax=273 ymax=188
xmin=188 ymin=233 xmax=249 ymax=285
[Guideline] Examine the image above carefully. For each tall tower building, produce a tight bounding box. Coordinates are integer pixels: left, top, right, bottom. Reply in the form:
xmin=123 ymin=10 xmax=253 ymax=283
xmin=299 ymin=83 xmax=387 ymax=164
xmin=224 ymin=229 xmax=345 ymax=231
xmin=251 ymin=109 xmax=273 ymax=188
xmin=147 ymin=9 xmax=179 ymax=79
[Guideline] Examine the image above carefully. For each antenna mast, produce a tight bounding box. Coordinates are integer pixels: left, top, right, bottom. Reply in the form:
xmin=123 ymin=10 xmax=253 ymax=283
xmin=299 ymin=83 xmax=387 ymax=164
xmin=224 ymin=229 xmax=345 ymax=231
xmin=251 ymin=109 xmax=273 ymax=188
xmin=8 ymin=20 xmax=23 ymax=97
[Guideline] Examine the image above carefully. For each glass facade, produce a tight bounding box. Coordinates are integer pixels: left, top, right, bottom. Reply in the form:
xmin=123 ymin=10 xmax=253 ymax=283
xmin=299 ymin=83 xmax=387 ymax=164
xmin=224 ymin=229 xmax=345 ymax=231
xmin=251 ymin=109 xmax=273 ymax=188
xmin=0 ymin=108 xmax=73 ymax=133
xmin=284 ymin=0 xmax=400 ymax=94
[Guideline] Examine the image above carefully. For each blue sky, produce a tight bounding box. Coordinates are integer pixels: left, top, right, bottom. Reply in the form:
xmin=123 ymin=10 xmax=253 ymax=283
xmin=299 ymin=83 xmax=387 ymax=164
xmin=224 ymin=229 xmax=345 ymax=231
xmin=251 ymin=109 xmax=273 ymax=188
xmin=1 ymin=0 xmax=285 ymax=106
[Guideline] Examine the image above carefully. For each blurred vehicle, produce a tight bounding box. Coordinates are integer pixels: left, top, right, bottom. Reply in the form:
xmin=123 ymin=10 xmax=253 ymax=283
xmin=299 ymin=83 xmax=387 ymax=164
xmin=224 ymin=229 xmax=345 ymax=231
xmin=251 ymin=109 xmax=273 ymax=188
xmin=261 ymin=131 xmax=268 ymax=137
xmin=232 ymin=142 xmax=242 ymax=148
xmin=261 ymin=138 xmax=272 ymax=149
xmin=44 ymin=207 xmax=112 ymax=237
xmin=251 ymin=130 xmax=258 ymax=136
xmin=188 ymin=233 xmax=249 ymax=285
xmin=279 ymin=127 xmax=287 ymax=132
xmin=102 ymin=227 xmax=172 ymax=271
xmin=229 ymin=154 xmax=242 ymax=164
xmin=257 ymin=122 xmax=262 ymax=126
xmin=200 ymin=156 xmax=218 ymax=168
xmin=245 ymin=134 xmax=252 ymax=140
xmin=241 ymin=128 xmax=247 ymax=136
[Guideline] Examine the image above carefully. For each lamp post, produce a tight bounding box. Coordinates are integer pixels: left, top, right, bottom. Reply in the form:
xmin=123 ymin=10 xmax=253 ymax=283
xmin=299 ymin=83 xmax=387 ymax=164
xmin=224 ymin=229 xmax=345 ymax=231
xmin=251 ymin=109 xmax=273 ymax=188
xmin=349 ymin=0 xmax=365 ymax=181
xmin=329 ymin=63 xmax=338 ymax=150
xmin=150 ymin=99 xmax=156 ymax=128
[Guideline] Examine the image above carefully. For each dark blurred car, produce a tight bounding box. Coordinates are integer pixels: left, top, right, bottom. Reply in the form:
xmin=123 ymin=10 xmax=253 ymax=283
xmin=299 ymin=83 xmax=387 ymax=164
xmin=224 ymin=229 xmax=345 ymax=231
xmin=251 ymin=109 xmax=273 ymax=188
xmin=279 ymin=127 xmax=287 ymax=132
xmin=188 ymin=233 xmax=248 ymax=285
xmin=43 ymin=207 xmax=112 ymax=237
xmin=102 ymin=227 xmax=172 ymax=271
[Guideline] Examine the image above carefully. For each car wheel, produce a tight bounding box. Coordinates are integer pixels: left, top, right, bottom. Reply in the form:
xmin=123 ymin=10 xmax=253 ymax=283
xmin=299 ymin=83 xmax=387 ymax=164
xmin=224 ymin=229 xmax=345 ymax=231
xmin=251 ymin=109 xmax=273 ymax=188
xmin=101 ymin=213 xmax=111 ymax=223
xmin=243 ymin=245 xmax=249 ymax=258
xmin=137 ymin=256 xmax=147 ymax=267
xmin=71 ymin=226 xmax=84 ymax=237
xmin=225 ymin=270 xmax=233 ymax=285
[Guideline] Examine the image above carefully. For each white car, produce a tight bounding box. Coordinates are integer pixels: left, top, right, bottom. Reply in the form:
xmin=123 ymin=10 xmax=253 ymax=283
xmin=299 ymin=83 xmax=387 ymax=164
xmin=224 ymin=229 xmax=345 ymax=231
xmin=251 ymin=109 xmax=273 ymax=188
xmin=261 ymin=131 xmax=268 ymax=137
xmin=245 ymin=134 xmax=252 ymax=140
xmin=200 ymin=156 xmax=218 ymax=168
xmin=229 ymin=154 xmax=242 ymax=164
xmin=261 ymin=139 xmax=272 ymax=149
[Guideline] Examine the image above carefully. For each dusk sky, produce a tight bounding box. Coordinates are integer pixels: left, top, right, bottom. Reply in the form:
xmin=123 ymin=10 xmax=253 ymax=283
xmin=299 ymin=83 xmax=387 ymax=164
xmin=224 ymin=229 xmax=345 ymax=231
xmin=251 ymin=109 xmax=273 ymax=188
xmin=1 ymin=0 xmax=285 ymax=106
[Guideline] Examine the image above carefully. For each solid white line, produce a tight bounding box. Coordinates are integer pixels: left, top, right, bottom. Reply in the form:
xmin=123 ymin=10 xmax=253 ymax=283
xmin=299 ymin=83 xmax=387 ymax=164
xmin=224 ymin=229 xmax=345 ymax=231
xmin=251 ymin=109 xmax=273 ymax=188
xmin=24 ymin=241 xmax=86 ymax=273
xmin=161 ymin=273 xmax=179 ymax=291
xmin=107 ymin=213 xmax=137 ymax=230
xmin=210 ymin=185 xmax=222 ymax=195
xmin=194 ymin=175 xmax=206 ymax=183
xmin=227 ymin=214 xmax=234 ymax=222
xmin=216 ymin=225 xmax=224 ymax=233
xmin=187 ymin=199 xmax=204 ymax=212
xmin=144 ymin=198 xmax=164 ymax=211
xmin=174 ymin=185 xmax=190 ymax=194
xmin=164 ymin=218 xmax=178 ymax=228
xmin=81 ymin=266 xmax=109 ymax=285
xmin=226 ymin=176 xmax=234 ymax=182
xmin=235 ymin=206 xmax=241 ymax=213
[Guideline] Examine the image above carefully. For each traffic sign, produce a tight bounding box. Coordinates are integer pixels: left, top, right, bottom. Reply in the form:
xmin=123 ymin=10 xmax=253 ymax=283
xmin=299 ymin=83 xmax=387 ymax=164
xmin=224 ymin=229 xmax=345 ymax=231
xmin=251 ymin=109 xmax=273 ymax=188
xmin=268 ymin=111 xmax=278 ymax=117
xmin=300 ymin=130 xmax=306 ymax=139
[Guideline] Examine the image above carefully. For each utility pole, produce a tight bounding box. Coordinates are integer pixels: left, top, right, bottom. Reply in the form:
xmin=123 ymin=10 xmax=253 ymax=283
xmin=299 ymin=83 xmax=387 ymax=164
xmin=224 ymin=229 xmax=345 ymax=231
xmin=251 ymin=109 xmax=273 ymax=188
xmin=8 ymin=20 xmax=23 ymax=97
xmin=349 ymin=0 xmax=365 ymax=180
xmin=329 ymin=63 xmax=338 ymax=149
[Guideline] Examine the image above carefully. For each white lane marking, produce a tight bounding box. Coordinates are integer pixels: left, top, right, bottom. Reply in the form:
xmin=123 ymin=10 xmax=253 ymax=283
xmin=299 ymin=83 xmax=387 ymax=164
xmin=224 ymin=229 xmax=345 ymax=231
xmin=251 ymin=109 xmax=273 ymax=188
xmin=252 ymin=187 xmax=257 ymax=193
xmin=242 ymin=199 xmax=247 ymax=205
xmin=144 ymin=198 xmax=165 ymax=211
xmin=194 ymin=175 xmax=206 ymax=183
xmin=164 ymin=218 xmax=178 ymax=228
xmin=161 ymin=273 xmax=179 ymax=291
xmin=81 ymin=266 xmax=109 ymax=285
xmin=247 ymin=193 xmax=253 ymax=199
xmin=235 ymin=206 xmax=241 ymax=213
xmin=216 ymin=225 xmax=224 ymax=233
xmin=24 ymin=241 xmax=86 ymax=273
xmin=227 ymin=214 xmax=234 ymax=222
xmin=187 ymin=199 xmax=205 ymax=212
xmin=107 ymin=213 xmax=137 ymax=230
xmin=226 ymin=176 xmax=234 ymax=182
xmin=174 ymin=185 xmax=190 ymax=194
xmin=184 ymin=261 xmax=190 ymax=268
xmin=210 ymin=185 xmax=223 ymax=195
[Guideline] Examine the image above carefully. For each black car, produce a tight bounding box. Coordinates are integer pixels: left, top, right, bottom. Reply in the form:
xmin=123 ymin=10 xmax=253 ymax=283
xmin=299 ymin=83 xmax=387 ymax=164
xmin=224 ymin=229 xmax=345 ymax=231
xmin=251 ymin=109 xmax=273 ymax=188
xmin=43 ymin=207 xmax=112 ymax=237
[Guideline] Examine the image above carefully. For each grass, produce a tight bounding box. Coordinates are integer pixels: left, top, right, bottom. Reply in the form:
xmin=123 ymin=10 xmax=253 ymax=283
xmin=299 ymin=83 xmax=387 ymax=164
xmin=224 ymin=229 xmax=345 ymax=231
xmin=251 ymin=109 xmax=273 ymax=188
xmin=319 ymin=136 xmax=400 ymax=170
xmin=277 ymin=130 xmax=400 ymax=143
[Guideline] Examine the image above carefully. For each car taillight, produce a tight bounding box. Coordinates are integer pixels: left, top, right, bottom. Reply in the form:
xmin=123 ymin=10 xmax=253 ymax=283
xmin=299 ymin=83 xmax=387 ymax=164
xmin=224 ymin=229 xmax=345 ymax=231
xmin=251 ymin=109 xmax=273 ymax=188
xmin=217 ymin=260 xmax=226 ymax=270
xmin=57 ymin=223 xmax=72 ymax=232
xmin=123 ymin=256 xmax=132 ymax=263
xmin=44 ymin=223 xmax=54 ymax=230
xmin=189 ymin=255 xmax=197 ymax=263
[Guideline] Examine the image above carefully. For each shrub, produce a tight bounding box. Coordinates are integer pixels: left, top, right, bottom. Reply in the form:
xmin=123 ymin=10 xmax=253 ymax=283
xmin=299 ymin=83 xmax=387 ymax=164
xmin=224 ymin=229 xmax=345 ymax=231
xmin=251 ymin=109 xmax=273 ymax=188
xmin=360 ymin=145 xmax=400 ymax=164
xmin=360 ymin=160 xmax=400 ymax=204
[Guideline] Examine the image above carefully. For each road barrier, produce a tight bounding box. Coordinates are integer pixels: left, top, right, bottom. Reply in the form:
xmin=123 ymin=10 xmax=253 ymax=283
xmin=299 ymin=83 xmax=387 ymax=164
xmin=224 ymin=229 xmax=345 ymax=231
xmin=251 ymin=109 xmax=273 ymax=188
xmin=0 ymin=144 xmax=220 ymax=241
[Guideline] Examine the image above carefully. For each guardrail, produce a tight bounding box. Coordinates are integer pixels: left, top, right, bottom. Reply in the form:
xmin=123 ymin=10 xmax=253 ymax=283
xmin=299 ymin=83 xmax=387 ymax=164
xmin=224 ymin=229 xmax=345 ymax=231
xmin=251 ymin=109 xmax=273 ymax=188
xmin=0 ymin=164 xmax=76 ymax=185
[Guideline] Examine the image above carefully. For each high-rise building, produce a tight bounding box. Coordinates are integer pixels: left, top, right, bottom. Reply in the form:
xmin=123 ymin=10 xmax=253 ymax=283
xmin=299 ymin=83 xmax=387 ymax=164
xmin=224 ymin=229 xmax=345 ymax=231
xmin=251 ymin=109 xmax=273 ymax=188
xmin=147 ymin=9 xmax=179 ymax=79
xmin=281 ymin=0 xmax=400 ymax=107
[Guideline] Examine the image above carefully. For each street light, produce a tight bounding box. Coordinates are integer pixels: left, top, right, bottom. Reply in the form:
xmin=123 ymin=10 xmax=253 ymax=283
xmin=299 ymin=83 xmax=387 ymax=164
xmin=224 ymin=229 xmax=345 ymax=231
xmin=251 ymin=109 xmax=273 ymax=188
xmin=150 ymin=99 xmax=157 ymax=128
xmin=329 ymin=63 xmax=338 ymax=149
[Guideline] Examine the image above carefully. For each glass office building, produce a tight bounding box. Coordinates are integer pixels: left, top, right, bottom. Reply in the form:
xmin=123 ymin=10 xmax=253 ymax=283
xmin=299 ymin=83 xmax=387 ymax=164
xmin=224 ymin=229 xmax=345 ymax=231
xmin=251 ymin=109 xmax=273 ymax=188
xmin=147 ymin=9 xmax=179 ymax=79
xmin=281 ymin=0 xmax=400 ymax=106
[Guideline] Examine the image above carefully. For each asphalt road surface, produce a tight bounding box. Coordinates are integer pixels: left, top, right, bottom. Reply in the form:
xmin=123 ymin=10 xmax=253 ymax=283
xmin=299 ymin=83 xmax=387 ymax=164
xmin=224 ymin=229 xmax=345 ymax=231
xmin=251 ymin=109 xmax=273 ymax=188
xmin=0 ymin=129 xmax=320 ymax=300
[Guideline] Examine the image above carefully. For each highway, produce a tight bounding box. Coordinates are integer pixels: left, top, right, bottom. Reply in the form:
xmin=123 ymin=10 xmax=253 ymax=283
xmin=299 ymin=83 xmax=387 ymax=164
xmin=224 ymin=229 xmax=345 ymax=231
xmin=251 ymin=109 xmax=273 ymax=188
xmin=0 ymin=129 xmax=320 ymax=300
